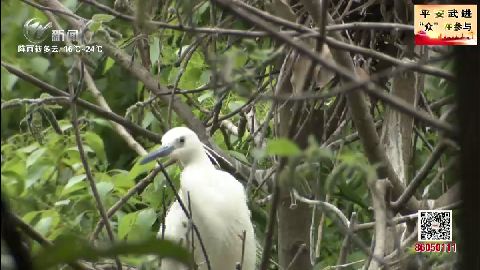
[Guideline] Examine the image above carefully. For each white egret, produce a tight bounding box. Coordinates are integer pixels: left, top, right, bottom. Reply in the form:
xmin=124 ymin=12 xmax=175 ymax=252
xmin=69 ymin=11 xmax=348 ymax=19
xmin=141 ymin=127 xmax=256 ymax=270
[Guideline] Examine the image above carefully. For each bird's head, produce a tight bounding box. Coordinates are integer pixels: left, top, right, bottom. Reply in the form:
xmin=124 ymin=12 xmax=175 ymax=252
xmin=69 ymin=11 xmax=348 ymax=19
xmin=140 ymin=127 xmax=207 ymax=166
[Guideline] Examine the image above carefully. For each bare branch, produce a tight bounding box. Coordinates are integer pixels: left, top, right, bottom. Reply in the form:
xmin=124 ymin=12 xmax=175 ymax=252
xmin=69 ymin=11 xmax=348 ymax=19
xmin=68 ymin=67 xmax=122 ymax=270
xmin=391 ymin=141 xmax=448 ymax=210
xmin=10 ymin=213 xmax=92 ymax=270
xmin=90 ymin=164 xmax=166 ymax=240
xmin=0 ymin=61 xmax=162 ymax=143
xmin=367 ymin=179 xmax=389 ymax=270
xmin=293 ymin=190 xmax=350 ymax=228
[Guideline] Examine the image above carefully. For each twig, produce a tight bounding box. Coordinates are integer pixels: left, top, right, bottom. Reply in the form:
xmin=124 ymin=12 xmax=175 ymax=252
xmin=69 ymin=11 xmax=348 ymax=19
xmin=82 ymin=0 xmax=451 ymax=83
xmin=90 ymin=165 xmax=165 ymax=241
xmin=293 ymin=190 xmax=350 ymax=227
xmin=354 ymin=212 xmax=418 ymax=232
xmin=430 ymin=96 xmax=454 ymax=111
xmin=246 ymin=102 xmax=276 ymax=194
xmin=391 ymin=141 xmax=448 ymax=210
xmin=367 ymin=179 xmax=389 ymax=270
xmin=97 ymin=43 xmax=250 ymax=182
xmin=212 ymin=80 xmax=270 ymax=125
xmin=20 ymin=0 xmax=83 ymax=20
xmin=325 ymin=121 xmax=383 ymax=149
xmin=286 ymin=243 xmax=307 ymax=270
xmin=231 ymin=0 xmax=454 ymax=81
xmin=156 ymin=162 xmax=212 ymax=270
xmin=187 ymin=192 xmax=196 ymax=269
xmin=237 ymin=230 xmax=247 ymax=270
xmin=294 ymin=190 xmax=387 ymax=267
xmin=322 ymin=259 xmax=365 ymax=270
xmin=206 ymin=4 xmax=456 ymax=137
xmin=325 ymin=36 xmax=454 ymax=81
xmin=10 ymin=213 xmax=91 ymax=270
xmin=68 ymin=68 xmax=122 ymax=270
xmin=207 ymin=89 xmax=230 ymax=135
xmin=259 ymin=159 xmax=283 ymax=270
xmin=168 ymin=41 xmax=202 ymax=128
xmin=384 ymin=228 xmax=418 ymax=262
xmin=79 ymin=0 xmax=413 ymax=37
xmin=161 ymin=185 xmax=167 ymax=240
xmin=1 ymin=97 xmax=69 ymax=110
xmin=0 ymin=61 xmax=163 ymax=143
xmin=82 ymin=60 xmax=148 ymax=156
xmin=336 ymin=212 xmax=357 ymax=269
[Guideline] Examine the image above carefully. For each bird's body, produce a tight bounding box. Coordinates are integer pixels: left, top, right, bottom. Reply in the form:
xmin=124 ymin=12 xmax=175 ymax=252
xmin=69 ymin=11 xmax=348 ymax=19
xmin=141 ymin=127 xmax=256 ymax=270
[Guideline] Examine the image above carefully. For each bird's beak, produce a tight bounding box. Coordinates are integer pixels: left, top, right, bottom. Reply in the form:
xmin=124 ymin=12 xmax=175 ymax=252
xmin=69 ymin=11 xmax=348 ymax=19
xmin=140 ymin=145 xmax=175 ymax=164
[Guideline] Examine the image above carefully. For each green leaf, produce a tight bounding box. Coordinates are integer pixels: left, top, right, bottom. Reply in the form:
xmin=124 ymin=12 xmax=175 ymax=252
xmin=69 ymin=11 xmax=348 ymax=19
xmin=23 ymin=211 xmax=42 ymax=224
xmin=62 ymin=174 xmax=87 ymax=196
xmin=26 ymin=164 xmax=52 ymax=188
xmin=34 ymin=216 xmax=52 ymax=236
xmin=1 ymin=70 xmax=19 ymax=91
xmin=266 ymin=138 xmax=301 ymax=157
xmin=29 ymin=57 xmax=50 ymax=75
xmin=31 ymin=210 xmax=60 ymax=239
xmin=136 ymin=208 xmax=157 ymax=229
xmin=2 ymin=157 xmax=27 ymax=181
xmin=58 ymin=120 xmax=72 ymax=132
xmin=118 ymin=212 xmax=138 ymax=240
xmin=33 ymin=236 xmax=191 ymax=269
xmin=26 ymin=147 xmax=46 ymax=167
xmin=112 ymin=170 xmax=135 ymax=189
xmin=161 ymin=45 xmax=176 ymax=65
xmin=130 ymin=208 xmax=157 ymax=240
xmin=95 ymin=181 xmax=114 ymax=201
xmin=64 ymin=174 xmax=86 ymax=190
xmin=142 ymin=185 xmax=162 ymax=209
xmin=142 ymin=111 xmax=155 ymax=128
xmin=149 ymin=36 xmax=160 ymax=65
xmin=198 ymin=90 xmax=213 ymax=103
xmin=88 ymin=21 xmax=102 ymax=32
xmin=18 ymin=144 xmax=39 ymax=153
xmin=103 ymin=57 xmax=115 ymax=75
xmin=178 ymin=67 xmax=202 ymax=89
xmin=84 ymin=131 xmax=106 ymax=162
xmin=337 ymin=182 xmax=368 ymax=209
xmin=228 ymin=100 xmax=245 ymax=112
xmin=229 ymin=150 xmax=249 ymax=164
xmin=127 ymin=159 xmax=155 ymax=182
xmin=91 ymin=14 xmax=115 ymax=23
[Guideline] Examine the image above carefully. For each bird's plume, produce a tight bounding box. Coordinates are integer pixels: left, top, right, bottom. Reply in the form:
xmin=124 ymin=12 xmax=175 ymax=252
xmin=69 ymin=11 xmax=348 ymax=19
xmin=202 ymin=143 xmax=233 ymax=167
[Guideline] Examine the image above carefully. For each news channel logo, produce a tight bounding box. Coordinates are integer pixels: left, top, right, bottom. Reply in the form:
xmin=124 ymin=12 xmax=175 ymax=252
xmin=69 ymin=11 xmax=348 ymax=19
xmin=23 ymin=18 xmax=52 ymax=44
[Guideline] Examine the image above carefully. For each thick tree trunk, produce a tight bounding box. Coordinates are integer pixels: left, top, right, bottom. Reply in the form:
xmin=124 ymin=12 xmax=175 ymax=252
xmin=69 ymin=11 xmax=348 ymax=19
xmin=380 ymin=0 xmax=417 ymax=255
xmin=275 ymin=50 xmax=317 ymax=270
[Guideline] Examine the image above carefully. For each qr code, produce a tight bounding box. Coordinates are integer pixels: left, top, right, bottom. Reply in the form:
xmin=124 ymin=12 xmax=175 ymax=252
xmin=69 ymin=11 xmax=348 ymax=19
xmin=418 ymin=210 xmax=452 ymax=242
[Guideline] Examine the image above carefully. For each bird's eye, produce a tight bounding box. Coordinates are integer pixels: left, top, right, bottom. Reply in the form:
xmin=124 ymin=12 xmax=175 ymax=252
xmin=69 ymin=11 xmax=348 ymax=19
xmin=179 ymin=137 xmax=185 ymax=144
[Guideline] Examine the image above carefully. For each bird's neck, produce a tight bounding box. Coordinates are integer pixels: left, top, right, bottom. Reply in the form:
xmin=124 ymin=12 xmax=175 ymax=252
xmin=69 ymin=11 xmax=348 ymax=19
xmin=180 ymin=150 xmax=214 ymax=170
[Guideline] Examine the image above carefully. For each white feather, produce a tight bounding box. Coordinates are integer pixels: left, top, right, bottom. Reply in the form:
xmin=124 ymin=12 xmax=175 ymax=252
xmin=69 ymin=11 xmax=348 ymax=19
xmin=154 ymin=127 xmax=256 ymax=270
xmin=202 ymin=143 xmax=233 ymax=167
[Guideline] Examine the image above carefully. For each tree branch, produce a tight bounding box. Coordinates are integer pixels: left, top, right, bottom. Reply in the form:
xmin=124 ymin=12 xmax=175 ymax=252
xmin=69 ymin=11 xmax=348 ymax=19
xmin=68 ymin=69 xmax=122 ymax=270
xmin=0 ymin=61 xmax=162 ymax=143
